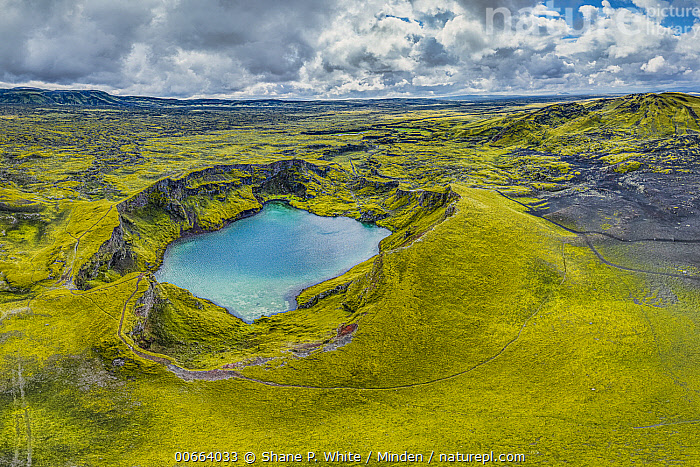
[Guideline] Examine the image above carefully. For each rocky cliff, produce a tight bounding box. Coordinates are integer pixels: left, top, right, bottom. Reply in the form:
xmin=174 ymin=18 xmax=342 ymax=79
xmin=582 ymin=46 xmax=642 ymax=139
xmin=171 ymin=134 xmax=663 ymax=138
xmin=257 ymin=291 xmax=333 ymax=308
xmin=76 ymin=159 xmax=459 ymax=289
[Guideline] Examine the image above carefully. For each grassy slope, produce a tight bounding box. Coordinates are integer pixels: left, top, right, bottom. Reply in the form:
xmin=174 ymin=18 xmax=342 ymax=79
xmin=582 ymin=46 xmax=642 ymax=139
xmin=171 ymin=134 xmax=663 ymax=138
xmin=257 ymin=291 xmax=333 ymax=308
xmin=1 ymin=95 xmax=700 ymax=465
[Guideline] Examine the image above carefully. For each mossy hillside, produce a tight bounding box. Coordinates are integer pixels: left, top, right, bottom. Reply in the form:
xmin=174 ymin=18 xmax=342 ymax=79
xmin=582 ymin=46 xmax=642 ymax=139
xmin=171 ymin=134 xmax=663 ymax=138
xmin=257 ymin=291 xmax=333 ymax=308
xmin=63 ymin=200 xmax=120 ymax=280
xmin=137 ymin=282 xmax=249 ymax=348
xmin=135 ymin=189 xmax=698 ymax=466
xmin=128 ymin=280 xmax=253 ymax=368
xmin=241 ymin=187 xmax=571 ymax=388
xmin=4 ymin=186 xmax=695 ymax=466
xmin=439 ymin=93 xmax=700 ymax=192
xmin=119 ymin=184 xmax=261 ymax=270
xmin=0 ymin=272 xmax=164 ymax=466
xmin=0 ymin=188 xmax=57 ymax=289
xmin=0 ymin=186 xmax=121 ymax=292
xmin=488 ymin=94 xmax=700 ymax=146
xmin=3 ymin=94 xmax=700 ymax=465
xmin=130 ymin=280 xmax=357 ymax=369
xmin=2 ymin=93 xmax=699 ymax=206
xmin=2 ymin=183 xmax=699 ymax=465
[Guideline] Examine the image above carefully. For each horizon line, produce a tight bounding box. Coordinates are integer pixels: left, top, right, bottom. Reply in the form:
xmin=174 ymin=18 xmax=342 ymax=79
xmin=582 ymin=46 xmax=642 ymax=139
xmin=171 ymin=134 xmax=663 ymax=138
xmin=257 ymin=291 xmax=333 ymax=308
xmin=4 ymin=86 xmax=700 ymax=104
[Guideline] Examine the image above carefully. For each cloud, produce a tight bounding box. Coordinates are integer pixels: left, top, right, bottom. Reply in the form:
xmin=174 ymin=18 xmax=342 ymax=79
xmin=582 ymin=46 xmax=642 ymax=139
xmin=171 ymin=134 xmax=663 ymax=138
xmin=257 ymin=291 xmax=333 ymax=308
xmin=0 ymin=0 xmax=157 ymax=83
xmin=0 ymin=0 xmax=698 ymax=97
xmin=641 ymin=55 xmax=664 ymax=73
xmin=641 ymin=55 xmax=677 ymax=73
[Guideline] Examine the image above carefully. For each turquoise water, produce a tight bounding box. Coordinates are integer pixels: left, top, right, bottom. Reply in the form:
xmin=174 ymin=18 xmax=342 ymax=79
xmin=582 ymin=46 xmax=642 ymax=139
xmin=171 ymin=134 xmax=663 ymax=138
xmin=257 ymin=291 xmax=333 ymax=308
xmin=154 ymin=202 xmax=391 ymax=323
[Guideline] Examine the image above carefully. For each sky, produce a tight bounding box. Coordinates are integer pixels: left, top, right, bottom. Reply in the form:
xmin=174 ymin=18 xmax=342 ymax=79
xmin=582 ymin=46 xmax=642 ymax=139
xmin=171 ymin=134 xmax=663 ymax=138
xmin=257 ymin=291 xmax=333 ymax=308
xmin=0 ymin=0 xmax=698 ymax=99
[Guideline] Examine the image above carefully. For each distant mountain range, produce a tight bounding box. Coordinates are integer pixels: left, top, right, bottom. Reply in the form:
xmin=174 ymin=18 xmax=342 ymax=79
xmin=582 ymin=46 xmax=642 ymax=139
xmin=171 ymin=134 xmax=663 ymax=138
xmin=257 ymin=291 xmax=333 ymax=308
xmin=0 ymin=86 xmax=619 ymax=109
xmin=0 ymin=87 xmax=285 ymax=108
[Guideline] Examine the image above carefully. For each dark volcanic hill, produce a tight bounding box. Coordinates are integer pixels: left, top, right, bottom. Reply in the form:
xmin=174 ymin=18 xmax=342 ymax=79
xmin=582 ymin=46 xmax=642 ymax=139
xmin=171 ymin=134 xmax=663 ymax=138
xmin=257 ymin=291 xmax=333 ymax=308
xmin=491 ymin=93 xmax=700 ymax=253
xmin=0 ymin=87 xmax=259 ymax=108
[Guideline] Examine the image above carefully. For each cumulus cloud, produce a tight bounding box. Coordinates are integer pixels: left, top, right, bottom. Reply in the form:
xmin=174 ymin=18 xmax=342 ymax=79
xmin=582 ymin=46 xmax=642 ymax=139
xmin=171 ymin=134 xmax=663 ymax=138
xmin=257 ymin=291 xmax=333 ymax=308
xmin=0 ymin=0 xmax=698 ymax=97
xmin=642 ymin=55 xmax=666 ymax=72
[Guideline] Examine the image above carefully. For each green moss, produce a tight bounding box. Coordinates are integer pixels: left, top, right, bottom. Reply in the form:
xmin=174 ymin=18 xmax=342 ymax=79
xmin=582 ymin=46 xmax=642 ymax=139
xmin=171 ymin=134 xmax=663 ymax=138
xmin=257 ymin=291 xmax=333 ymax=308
xmin=614 ymin=160 xmax=642 ymax=173
xmin=2 ymin=94 xmax=700 ymax=465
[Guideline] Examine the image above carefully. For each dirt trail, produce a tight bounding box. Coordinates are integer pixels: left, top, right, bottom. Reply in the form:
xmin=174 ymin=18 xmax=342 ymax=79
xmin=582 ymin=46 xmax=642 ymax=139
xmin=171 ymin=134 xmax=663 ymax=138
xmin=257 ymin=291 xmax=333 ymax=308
xmin=23 ymin=204 xmax=116 ymax=316
xmin=66 ymin=205 xmax=115 ymax=287
xmin=10 ymin=362 xmax=32 ymax=467
xmin=119 ymin=241 xmax=570 ymax=392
